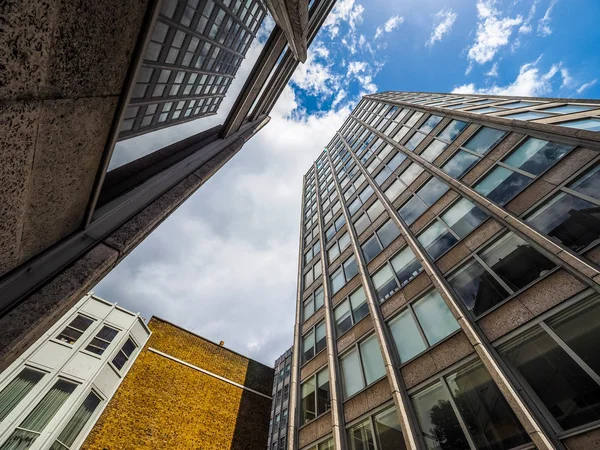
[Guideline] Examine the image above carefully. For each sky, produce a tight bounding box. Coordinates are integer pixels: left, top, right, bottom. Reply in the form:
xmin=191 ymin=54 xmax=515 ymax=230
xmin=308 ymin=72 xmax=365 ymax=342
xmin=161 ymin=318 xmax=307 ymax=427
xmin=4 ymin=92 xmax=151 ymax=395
xmin=95 ymin=0 xmax=600 ymax=366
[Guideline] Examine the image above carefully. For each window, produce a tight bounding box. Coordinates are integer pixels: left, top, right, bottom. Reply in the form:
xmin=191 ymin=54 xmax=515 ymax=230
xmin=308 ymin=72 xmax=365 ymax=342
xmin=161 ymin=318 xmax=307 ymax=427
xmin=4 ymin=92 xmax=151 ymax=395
xmin=306 ymin=437 xmax=334 ymax=450
xmin=334 ymin=287 xmax=370 ymax=335
xmin=499 ymin=296 xmax=600 ymax=431
xmin=56 ymin=315 xmax=94 ymax=344
xmin=328 ymin=232 xmax=351 ymax=263
xmin=0 ymin=368 xmax=45 ymax=423
xmin=300 ymin=367 xmax=330 ymax=425
xmin=325 ymin=214 xmax=346 ymax=242
xmin=449 ymin=232 xmax=555 ymax=316
xmin=51 ymin=391 xmax=102 ymax=450
xmin=441 ymin=127 xmax=507 ymax=179
xmin=330 ymin=255 xmax=359 ymax=294
xmin=303 ymin=286 xmax=324 ymax=321
xmin=557 ymin=117 xmax=600 ymax=131
xmin=340 ymin=334 xmax=386 ymax=398
xmin=112 ymin=338 xmax=137 ymax=370
xmin=526 ymin=165 xmax=600 ymax=253
xmin=388 ymin=290 xmax=459 ymax=363
xmin=412 ymin=360 xmax=529 ymax=450
xmin=302 ymin=321 xmax=326 ymax=364
xmin=398 ymin=177 xmax=449 ymax=226
xmin=418 ymin=220 xmax=458 ymax=260
xmin=85 ymin=326 xmax=119 ymax=355
xmin=1 ymin=379 xmax=77 ymax=450
xmin=347 ymin=407 xmax=406 ymax=450
xmin=474 ymin=137 xmax=573 ymax=205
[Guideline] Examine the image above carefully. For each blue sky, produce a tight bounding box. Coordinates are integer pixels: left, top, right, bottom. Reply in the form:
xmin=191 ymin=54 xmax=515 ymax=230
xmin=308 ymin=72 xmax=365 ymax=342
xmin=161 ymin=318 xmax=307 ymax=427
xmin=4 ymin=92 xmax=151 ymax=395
xmin=96 ymin=0 xmax=600 ymax=366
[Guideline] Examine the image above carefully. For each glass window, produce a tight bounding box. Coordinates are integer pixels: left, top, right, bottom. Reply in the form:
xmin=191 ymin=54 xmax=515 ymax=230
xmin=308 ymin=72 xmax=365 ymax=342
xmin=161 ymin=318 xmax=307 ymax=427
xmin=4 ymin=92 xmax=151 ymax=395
xmin=377 ymin=220 xmax=400 ymax=248
xmin=360 ymin=335 xmax=386 ymax=384
xmin=367 ymin=200 xmax=385 ymax=222
xmin=372 ymin=264 xmax=398 ymax=302
xmin=362 ymin=235 xmax=382 ymax=263
xmin=1 ymin=379 xmax=77 ymax=450
xmin=51 ymin=391 xmax=102 ymax=450
xmin=504 ymin=111 xmax=552 ymax=120
xmin=334 ymin=300 xmax=353 ymax=335
xmin=501 ymin=101 xmax=539 ymax=109
xmin=374 ymin=407 xmax=406 ymax=450
xmin=330 ymin=267 xmax=345 ymax=294
xmin=85 ymin=326 xmax=119 ymax=355
xmin=349 ymin=198 xmax=362 ymax=216
xmin=557 ymin=117 xmax=600 ymax=131
xmin=348 ymin=418 xmax=375 ymax=450
xmin=388 ymin=309 xmax=427 ymax=362
xmin=420 ymin=115 xmax=443 ymax=133
xmin=442 ymin=150 xmax=479 ymax=178
xmin=316 ymin=369 xmax=330 ymax=416
xmin=0 ymin=368 xmax=45 ymax=423
xmin=341 ymin=335 xmax=385 ymax=398
xmin=463 ymin=127 xmax=506 ymax=155
xmin=315 ymin=322 xmax=326 ymax=354
xmin=56 ymin=315 xmax=94 ymax=344
xmin=390 ymin=247 xmax=422 ymax=287
xmin=503 ymin=138 xmax=572 ymax=176
xmin=417 ymin=178 xmax=449 ymax=206
xmin=412 ymin=290 xmax=459 ymax=345
xmin=340 ymin=349 xmax=363 ymax=398
xmin=421 ymin=140 xmax=447 ymax=162
xmin=405 ymin=132 xmax=427 ymax=151
xmin=526 ymin=165 xmax=600 ymax=252
xmin=474 ymin=166 xmax=531 ymax=205
xmin=499 ymin=298 xmax=600 ymax=430
xmin=111 ymin=338 xmax=137 ymax=370
xmin=303 ymin=330 xmax=315 ymax=363
xmin=542 ymin=104 xmax=595 ymax=114
xmin=350 ymin=287 xmax=369 ymax=324
xmin=344 ymin=256 xmax=359 ymax=281
xmin=441 ymin=198 xmax=487 ymax=238
xmin=437 ymin=120 xmax=468 ymax=142
xmin=418 ymin=220 xmax=458 ymax=260
xmin=400 ymin=163 xmax=424 ymax=186
xmin=399 ymin=197 xmax=427 ymax=226
xmin=300 ymin=376 xmax=316 ymax=425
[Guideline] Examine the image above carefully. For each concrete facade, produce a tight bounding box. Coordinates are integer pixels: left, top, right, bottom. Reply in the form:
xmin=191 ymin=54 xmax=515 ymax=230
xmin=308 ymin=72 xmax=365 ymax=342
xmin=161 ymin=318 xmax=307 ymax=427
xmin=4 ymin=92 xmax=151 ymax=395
xmin=290 ymin=92 xmax=600 ymax=450
xmin=81 ymin=317 xmax=273 ymax=450
xmin=268 ymin=347 xmax=293 ymax=450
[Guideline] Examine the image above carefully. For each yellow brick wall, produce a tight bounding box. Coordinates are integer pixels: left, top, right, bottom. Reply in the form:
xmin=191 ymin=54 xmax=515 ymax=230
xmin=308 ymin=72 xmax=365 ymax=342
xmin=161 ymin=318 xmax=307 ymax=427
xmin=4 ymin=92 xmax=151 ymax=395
xmin=81 ymin=318 xmax=273 ymax=450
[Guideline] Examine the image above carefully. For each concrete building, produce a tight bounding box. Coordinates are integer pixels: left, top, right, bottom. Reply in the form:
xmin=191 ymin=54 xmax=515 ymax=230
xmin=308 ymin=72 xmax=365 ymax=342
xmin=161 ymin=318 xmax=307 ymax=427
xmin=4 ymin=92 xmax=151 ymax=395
xmin=81 ymin=316 xmax=274 ymax=450
xmin=289 ymin=92 xmax=600 ymax=450
xmin=0 ymin=0 xmax=337 ymax=373
xmin=0 ymin=293 xmax=150 ymax=450
xmin=269 ymin=347 xmax=293 ymax=450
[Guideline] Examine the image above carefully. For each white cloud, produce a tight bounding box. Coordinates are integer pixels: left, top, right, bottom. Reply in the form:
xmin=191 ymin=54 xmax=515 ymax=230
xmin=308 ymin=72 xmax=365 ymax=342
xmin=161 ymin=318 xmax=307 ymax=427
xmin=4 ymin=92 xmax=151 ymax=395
xmin=375 ymin=15 xmax=404 ymax=39
xmin=486 ymin=62 xmax=499 ymax=77
xmin=560 ymin=67 xmax=573 ymax=88
xmin=291 ymin=43 xmax=340 ymax=96
xmin=96 ymin=85 xmax=353 ymax=365
xmin=323 ymin=0 xmax=365 ymax=38
xmin=347 ymin=61 xmax=368 ymax=76
xmin=518 ymin=0 xmax=538 ymax=34
xmin=426 ymin=8 xmax=457 ymax=47
xmin=332 ymin=89 xmax=348 ymax=108
xmin=467 ymin=0 xmax=523 ymax=65
xmin=577 ymin=79 xmax=598 ymax=94
xmin=538 ymin=0 xmax=557 ymax=36
xmin=453 ymin=57 xmax=569 ymax=96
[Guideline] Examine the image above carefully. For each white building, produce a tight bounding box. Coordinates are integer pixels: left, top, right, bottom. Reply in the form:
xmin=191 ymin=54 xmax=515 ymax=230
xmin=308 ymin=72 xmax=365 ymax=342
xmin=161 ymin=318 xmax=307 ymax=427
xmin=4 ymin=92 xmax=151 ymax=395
xmin=0 ymin=293 xmax=150 ymax=450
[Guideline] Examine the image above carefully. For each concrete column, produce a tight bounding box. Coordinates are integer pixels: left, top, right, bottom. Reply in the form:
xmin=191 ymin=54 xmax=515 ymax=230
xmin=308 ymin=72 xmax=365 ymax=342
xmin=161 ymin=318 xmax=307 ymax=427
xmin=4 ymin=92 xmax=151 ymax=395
xmin=338 ymin=131 xmax=563 ymax=450
xmin=324 ymin=150 xmax=423 ymax=450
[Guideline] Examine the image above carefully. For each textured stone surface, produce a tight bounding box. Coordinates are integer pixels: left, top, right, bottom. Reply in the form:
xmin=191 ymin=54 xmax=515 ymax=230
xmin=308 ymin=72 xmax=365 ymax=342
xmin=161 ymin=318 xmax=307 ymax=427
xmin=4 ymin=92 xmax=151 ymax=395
xmin=401 ymin=352 xmax=438 ymax=389
xmin=563 ymin=428 xmax=600 ymax=450
xmin=517 ymin=269 xmax=586 ymax=316
xmin=19 ymin=97 xmax=117 ymax=262
xmin=300 ymin=347 xmax=327 ymax=380
xmin=437 ymin=241 xmax=471 ymax=274
xmin=0 ymin=100 xmax=38 ymax=276
xmin=0 ymin=243 xmax=118 ymax=371
xmin=402 ymin=272 xmax=432 ymax=302
xmin=336 ymin=315 xmax=374 ymax=354
xmin=462 ymin=218 xmax=503 ymax=252
xmin=380 ymin=291 xmax=408 ymax=319
xmin=428 ymin=332 xmax=474 ymax=371
xmin=301 ymin=306 xmax=325 ymax=334
xmin=298 ymin=412 xmax=332 ymax=448
xmin=82 ymin=320 xmax=273 ymax=450
xmin=478 ymin=298 xmax=534 ymax=342
xmin=543 ymin=147 xmax=598 ymax=186
xmin=506 ymin=178 xmax=555 ymax=216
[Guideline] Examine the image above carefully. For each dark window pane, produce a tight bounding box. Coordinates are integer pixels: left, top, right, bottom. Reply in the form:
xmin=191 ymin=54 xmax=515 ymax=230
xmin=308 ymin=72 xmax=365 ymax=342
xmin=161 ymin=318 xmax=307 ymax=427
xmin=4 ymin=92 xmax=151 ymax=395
xmin=413 ymin=382 xmax=470 ymax=450
xmin=500 ymin=326 xmax=600 ymax=430
xmin=316 ymin=370 xmax=330 ymax=415
xmin=390 ymin=247 xmax=422 ymax=287
xmin=399 ymin=197 xmax=428 ymax=226
xmin=362 ymin=236 xmax=382 ymax=263
xmin=479 ymin=233 xmax=555 ymax=293
xmin=447 ymin=362 xmax=530 ymax=450
xmin=571 ymin=165 xmax=600 ymax=199
xmin=335 ymin=214 xmax=346 ymax=231
xmin=315 ymin=323 xmax=326 ymax=354
xmin=449 ymin=259 xmax=510 ymax=316
xmin=374 ymin=407 xmax=406 ymax=450
xmin=527 ymin=192 xmax=600 ymax=252
xmin=474 ymin=166 xmax=532 ymax=205
xmin=112 ymin=352 xmax=127 ymax=370
xmin=442 ymin=151 xmax=479 ymax=178
xmin=377 ymin=220 xmax=400 ymax=248
xmin=359 ymin=185 xmax=374 ymax=203
xmin=301 ymin=378 xmax=316 ymax=424
xmin=548 ymin=298 xmax=600 ymax=378
xmin=350 ymin=288 xmax=369 ymax=323
xmin=334 ymin=301 xmax=353 ymax=335
xmin=418 ymin=221 xmax=458 ymax=260
xmin=349 ymin=199 xmax=361 ymax=216
xmin=344 ymin=256 xmax=359 ymax=281
xmin=326 ymin=225 xmax=336 ymax=241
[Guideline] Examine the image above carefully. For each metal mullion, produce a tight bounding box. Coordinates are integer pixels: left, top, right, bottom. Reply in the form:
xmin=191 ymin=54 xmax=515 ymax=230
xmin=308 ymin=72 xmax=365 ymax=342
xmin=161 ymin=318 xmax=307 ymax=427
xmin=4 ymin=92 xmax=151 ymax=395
xmin=351 ymin=114 xmax=600 ymax=291
xmin=129 ymin=93 xmax=224 ymax=107
xmin=456 ymin=145 xmax=485 ymax=159
xmin=471 ymin=254 xmax=515 ymax=295
xmin=143 ymin=60 xmax=234 ymax=77
xmin=313 ymin=164 xmax=348 ymax=450
xmin=325 ymin=146 xmax=424 ymax=450
xmin=540 ymin=322 xmax=600 ymax=385
xmin=337 ymin=130 xmax=564 ymax=450
xmin=561 ymin=186 xmax=600 ymax=206
xmin=495 ymin=161 xmax=537 ymax=179
xmin=355 ymin=342 xmax=369 ymax=390
xmin=406 ymin=303 xmax=431 ymax=350
xmin=439 ymin=377 xmax=479 ymax=450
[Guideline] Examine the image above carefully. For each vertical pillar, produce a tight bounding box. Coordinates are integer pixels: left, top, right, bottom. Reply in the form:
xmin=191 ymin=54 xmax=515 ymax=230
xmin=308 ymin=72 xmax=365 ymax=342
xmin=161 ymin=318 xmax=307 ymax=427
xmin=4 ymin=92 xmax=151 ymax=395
xmin=324 ymin=150 xmax=423 ymax=450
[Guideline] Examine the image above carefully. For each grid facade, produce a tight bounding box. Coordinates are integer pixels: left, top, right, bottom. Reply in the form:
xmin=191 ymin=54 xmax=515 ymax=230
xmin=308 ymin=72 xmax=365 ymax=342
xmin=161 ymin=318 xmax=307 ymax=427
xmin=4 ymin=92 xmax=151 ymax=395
xmin=290 ymin=91 xmax=600 ymax=450
xmin=268 ymin=347 xmax=293 ymax=450
xmin=118 ymin=0 xmax=267 ymax=140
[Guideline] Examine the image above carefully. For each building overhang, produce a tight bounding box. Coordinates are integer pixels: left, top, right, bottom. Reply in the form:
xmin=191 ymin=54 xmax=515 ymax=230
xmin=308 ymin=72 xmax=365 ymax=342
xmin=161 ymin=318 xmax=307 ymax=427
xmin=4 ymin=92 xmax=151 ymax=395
xmin=265 ymin=0 xmax=310 ymax=62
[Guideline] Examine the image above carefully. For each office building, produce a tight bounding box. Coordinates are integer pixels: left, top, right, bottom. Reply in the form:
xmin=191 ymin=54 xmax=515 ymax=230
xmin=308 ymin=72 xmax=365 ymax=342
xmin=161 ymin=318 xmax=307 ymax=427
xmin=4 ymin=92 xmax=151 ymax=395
xmin=268 ymin=347 xmax=293 ymax=450
xmin=0 ymin=0 xmax=336 ymax=372
xmin=289 ymin=92 xmax=600 ymax=450
xmin=0 ymin=293 xmax=150 ymax=450
xmin=81 ymin=316 xmax=273 ymax=450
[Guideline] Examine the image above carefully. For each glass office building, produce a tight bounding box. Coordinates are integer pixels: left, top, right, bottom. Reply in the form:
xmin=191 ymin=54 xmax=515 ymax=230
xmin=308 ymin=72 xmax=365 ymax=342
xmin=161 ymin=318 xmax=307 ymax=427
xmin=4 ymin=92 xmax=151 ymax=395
xmin=118 ymin=0 xmax=267 ymax=140
xmin=289 ymin=92 xmax=600 ymax=450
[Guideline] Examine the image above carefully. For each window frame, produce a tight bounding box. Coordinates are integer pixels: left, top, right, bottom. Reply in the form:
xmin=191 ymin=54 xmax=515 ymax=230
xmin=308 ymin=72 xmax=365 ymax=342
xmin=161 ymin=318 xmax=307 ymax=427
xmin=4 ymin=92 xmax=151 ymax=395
xmin=301 ymin=320 xmax=326 ymax=365
xmin=339 ymin=333 xmax=387 ymax=399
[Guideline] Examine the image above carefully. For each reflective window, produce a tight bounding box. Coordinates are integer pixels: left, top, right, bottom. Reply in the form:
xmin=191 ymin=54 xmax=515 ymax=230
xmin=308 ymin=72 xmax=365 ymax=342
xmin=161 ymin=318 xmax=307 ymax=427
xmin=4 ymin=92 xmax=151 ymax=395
xmin=300 ymin=367 xmax=330 ymax=425
xmin=303 ymin=286 xmax=324 ymax=321
xmin=449 ymin=232 xmax=555 ymax=316
xmin=442 ymin=150 xmax=479 ymax=178
xmin=463 ymin=127 xmax=506 ymax=154
xmin=437 ymin=120 xmax=468 ymax=142
xmin=526 ymin=165 xmax=600 ymax=253
xmin=340 ymin=334 xmax=386 ymax=398
xmin=334 ymin=287 xmax=369 ymax=335
xmin=540 ymin=104 xmax=595 ymax=114
xmin=503 ymin=111 xmax=552 ymax=120
xmin=557 ymin=118 xmax=600 ymax=131
xmin=412 ymin=290 xmax=460 ymax=345
xmin=499 ymin=296 xmax=600 ymax=431
xmin=412 ymin=360 xmax=529 ymax=450
xmin=418 ymin=220 xmax=458 ymax=260
xmin=56 ymin=315 xmax=95 ymax=345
